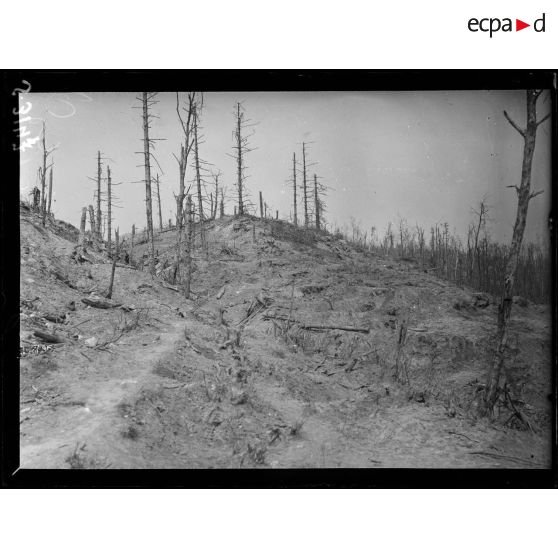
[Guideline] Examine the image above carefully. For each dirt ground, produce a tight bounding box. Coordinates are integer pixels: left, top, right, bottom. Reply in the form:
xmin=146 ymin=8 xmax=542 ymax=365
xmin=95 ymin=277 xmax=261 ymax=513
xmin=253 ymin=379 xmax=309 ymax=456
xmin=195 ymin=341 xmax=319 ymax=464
xmin=19 ymin=205 xmax=552 ymax=469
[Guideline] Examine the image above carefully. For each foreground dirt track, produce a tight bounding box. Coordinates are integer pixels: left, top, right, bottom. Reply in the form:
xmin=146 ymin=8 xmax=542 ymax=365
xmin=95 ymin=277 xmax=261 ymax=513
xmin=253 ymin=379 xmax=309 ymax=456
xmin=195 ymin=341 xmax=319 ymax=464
xmin=19 ymin=208 xmax=552 ymax=469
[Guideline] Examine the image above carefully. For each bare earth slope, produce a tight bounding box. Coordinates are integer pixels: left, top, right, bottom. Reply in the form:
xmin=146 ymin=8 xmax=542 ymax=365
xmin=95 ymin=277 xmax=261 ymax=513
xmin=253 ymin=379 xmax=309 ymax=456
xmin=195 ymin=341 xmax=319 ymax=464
xmin=19 ymin=208 xmax=552 ymax=468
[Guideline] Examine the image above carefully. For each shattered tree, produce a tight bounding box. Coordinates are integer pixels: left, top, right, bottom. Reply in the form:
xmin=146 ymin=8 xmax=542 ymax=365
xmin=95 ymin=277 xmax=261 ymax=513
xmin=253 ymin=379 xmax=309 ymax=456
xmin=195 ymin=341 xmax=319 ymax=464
xmin=156 ymin=174 xmax=163 ymax=230
xmin=141 ymin=92 xmax=156 ymax=274
xmin=192 ymin=105 xmax=205 ymax=248
xmin=232 ymin=102 xmax=255 ymax=216
xmin=292 ymin=152 xmax=298 ymax=227
xmin=174 ymin=92 xmax=198 ymax=289
xmin=95 ymin=151 xmax=102 ymax=241
xmin=482 ymin=89 xmax=550 ymax=416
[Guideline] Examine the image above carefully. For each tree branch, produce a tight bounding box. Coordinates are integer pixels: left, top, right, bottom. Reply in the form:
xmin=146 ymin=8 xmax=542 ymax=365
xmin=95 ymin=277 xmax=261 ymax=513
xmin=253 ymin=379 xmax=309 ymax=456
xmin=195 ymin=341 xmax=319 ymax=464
xmin=529 ymin=189 xmax=544 ymax=200
xmin=536 ymin=113 xmax=550 ymax=128
xmin=503 ymin=110 xmax=525 ymax=137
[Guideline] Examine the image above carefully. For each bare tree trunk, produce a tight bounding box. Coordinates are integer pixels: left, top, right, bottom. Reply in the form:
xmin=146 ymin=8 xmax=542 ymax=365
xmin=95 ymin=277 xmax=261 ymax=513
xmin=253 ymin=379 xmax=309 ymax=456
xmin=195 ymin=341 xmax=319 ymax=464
xmin=96 ymin=150 xmax=102 ymax=241
xmin=236 ymin=102 xmax=244 ymax=216
xmin=47 ymin=165 xmax=53 ymax=217
xmin=130 ymin=224 xmax=135 ymax=266
xmin=482 ymin=89 xmax=549 ymax=416
xmin=220 ymin=195 xmax=225 ymax=218
xmin=107 ymin=166 xmax=112 ymax=258
xmin=176 ymin=145 xmax=186 ymax=229
xmin=156 ymin=173 xmax=163 ymax=230
xmin=142 ymin=92 xmax=155 ymax=274
xmin=314 ymin=173 xmax=320 ymax=230
xmin=184 ymin=195 xmax=193 ymax=298
xmin=79 ymin=207 xmax=87 ymax=245
xmin=193 ymin=108 xmax=205 ymax=248
xmin=213 ymin=175 xmax=219 ymax=219
xmin=259 ymin=191 xmax=264 ymax=218
xmin=292 ymin=152 xmax=298 ymax=227
xmin=40 ymin=123 xmax=47 ymax=226
xmin=88 ymin=205 xmax=95 ymax=237
xmin=302 ymin=142 xmax=308 ymax=228
xmin=107 ymin=228 xmax=120 ymax=299
xmin=32 ymin=187 xmax=40 ymax=211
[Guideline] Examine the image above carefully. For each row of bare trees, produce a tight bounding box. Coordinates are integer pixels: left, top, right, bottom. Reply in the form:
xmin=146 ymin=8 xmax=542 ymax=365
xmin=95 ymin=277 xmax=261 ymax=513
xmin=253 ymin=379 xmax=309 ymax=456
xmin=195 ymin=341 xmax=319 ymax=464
xmin=344 ymin=215 xmax=550 ymax=304
xmin=287 ymin=142 xmax=328 ymax=230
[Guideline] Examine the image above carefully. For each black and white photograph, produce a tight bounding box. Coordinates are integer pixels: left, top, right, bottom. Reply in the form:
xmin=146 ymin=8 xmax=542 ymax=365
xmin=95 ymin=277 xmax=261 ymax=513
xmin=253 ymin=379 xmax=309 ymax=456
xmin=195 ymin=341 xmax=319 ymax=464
xmin=9 ymin=75 xmax=554 ymax=476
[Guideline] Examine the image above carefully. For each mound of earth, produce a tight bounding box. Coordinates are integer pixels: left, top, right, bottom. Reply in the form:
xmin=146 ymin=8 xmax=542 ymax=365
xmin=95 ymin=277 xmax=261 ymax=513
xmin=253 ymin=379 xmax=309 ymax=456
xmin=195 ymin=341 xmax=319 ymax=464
xmin=19 ymin=208 xmax=552 ymax=469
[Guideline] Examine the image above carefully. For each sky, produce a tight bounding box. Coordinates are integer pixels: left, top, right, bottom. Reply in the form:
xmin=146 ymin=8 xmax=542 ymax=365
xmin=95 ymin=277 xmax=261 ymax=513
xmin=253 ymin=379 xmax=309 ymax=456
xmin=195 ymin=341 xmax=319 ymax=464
xmin=18 ymin=90 xmax=552 ymax=246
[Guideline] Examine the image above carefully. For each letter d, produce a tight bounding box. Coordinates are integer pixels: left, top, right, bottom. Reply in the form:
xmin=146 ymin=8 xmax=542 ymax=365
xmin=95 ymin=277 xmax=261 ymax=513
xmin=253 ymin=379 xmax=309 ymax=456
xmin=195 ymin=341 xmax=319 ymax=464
xmin=534 ymin=13 xmax=545 ymax=32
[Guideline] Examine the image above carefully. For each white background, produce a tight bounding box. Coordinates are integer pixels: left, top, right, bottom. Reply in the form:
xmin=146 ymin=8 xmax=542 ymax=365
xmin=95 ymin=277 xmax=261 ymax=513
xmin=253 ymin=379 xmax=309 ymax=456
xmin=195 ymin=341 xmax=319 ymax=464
xmin=3 ymin=1 xmax=556 ymax=556
xmin=1 ymin=489 xmax=556 ymax=557
xmin=1 ymin=0 xmax=556 ymax=68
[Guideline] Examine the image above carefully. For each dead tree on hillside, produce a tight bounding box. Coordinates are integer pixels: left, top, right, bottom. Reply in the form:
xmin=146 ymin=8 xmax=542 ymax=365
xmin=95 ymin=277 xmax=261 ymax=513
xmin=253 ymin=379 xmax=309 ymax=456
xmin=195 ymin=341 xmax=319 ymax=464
xmin=87 ymin=151 xmax=112 ymax=243
xmin=192 ymin=104 xmax=208 ymax=248
xmin=481 ymin=89 xmax=551 ymax=417
xmin=173 ymin=92 xmax=200 ymax=287
xmin=472 ymin=196 xmax=490 ymax=290
xmin=292 ymin=152 xmax=298 ymax=226
xmin=140 ymin=92 xmax=156 ymax=273
xmin=95 ymin=151 xmax=102 ymax=239
xmin=78 ymin=207 xmax=87 ymax=246
xmin=130 ymin=224 xmax=136 ymax=266
xmin=105 ymin=165 xmax=123 ymax=258
xmin=220 ymin=185 xmax=227 ymax=218
xmin=211 ymin=171 xmax=221 ymax=219
xmin=175 ymin=92 xmax=198 ymax=229
xmin=155 ymin=174 xmax=163 ymax=230
xmin=313 ymin=173 xmax=328 ymax=230
xmin=38 ymin=122 xmax=55 ymax=226
xmin=299 ymin=141 xmax=318 ymax=228
xmin=47 ymin=165 xmax=53 ymax=216
xmin=302 ymin=143 xmax=309 ymax=227
xmin=107 ymin=228 xmax=121 ymax=299
xmin=88 ymin=205 xmax=96 ymax=235
xmin=231 ymin=102 xmax=256 ymax=216
xmin=133 ymin=93 xmax=166 ymax=273
xmin=184 ymin=195 xmax=194 ymax=298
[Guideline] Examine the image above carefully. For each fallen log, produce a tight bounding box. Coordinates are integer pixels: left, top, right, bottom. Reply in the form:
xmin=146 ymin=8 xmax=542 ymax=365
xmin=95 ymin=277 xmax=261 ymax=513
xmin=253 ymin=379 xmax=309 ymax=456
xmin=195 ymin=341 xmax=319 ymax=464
xmin=161 ymin=282 xmax=179 ymax=292
xmin=43 ymin=313 xmax=66 ymax=323
xmin=33 ymin=330 xmax=65 ymax=343
xmin=264 ymin=314 xmax=370 ymax=334
xmin=81 ymin=297 xmax=122 ymax=309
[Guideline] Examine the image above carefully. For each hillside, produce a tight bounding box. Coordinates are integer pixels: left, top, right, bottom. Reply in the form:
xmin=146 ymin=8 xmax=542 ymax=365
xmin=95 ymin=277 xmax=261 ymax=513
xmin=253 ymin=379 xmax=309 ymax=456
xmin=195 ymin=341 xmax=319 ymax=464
xmin=19 ymin=206 xmax=552 ymax=469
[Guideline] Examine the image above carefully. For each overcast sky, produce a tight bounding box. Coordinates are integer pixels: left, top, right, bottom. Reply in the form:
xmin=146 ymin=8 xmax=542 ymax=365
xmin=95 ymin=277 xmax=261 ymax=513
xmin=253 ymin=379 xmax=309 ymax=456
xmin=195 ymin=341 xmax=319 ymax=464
xmin=19 ymin=90 xmax=551 ymax=245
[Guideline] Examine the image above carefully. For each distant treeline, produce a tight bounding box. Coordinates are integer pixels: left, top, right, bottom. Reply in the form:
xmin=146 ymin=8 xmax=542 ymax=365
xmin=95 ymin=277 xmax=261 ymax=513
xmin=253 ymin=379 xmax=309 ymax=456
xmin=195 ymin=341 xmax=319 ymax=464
xmin=335 ymin=219 xmax=550 ymax=304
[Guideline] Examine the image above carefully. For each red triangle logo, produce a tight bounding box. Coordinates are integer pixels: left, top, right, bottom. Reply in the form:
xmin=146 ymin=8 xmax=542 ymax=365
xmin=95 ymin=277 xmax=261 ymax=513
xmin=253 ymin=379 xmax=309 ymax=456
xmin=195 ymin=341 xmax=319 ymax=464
xmin=516 ymin=19 xmax=530 ymax=31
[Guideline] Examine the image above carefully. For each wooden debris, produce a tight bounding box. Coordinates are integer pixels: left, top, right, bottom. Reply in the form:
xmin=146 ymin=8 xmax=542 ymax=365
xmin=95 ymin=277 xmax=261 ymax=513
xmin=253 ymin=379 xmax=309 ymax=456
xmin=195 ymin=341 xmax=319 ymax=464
xmin=33 ymin=330 xmax=65 ymax=343
xmin=469 ymin=451 xmax=540 ymax=466
xmin=216 ymin=286 xmax=226 ymax=300
xmin=43 ymin=313 xmax=66 ymax=323
xmin=161 ymin=282 xmax=179 ymax=292
xmin=263 ymin=314 xmax=370 ymax=334
xmin=81 ymin=297 xmax=121 ymax=309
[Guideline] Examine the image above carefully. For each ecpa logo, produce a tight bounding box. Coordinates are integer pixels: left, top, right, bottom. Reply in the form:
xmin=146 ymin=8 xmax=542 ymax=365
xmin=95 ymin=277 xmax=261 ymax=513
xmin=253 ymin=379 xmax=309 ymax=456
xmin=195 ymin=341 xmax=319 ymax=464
xmin=468 ymin=13 xmax=546 ymax=37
